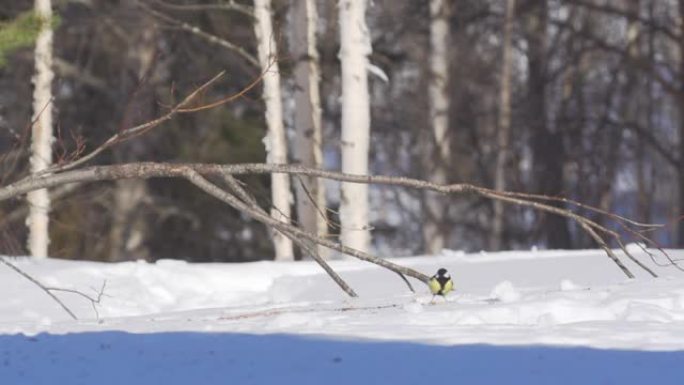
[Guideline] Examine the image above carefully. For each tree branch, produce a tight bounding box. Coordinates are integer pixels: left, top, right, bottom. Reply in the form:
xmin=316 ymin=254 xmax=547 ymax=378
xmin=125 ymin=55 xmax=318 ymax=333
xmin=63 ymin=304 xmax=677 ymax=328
xmin=141 ymin=4 xmax=259 ymax=68
xmin=219 ymin=173 xmax=360 ymax=296
xmin=151 ymin=0 xmax=254 ymax=18
xmin=183 ymin=168 xmax=428 ymax=285
xmin=39 ymin=72 xmax=226 ymax=176
xmin=0 ymin=161 xmax=670 ymax=280
xmin=0 ymin=256 xmax=77 ymax=320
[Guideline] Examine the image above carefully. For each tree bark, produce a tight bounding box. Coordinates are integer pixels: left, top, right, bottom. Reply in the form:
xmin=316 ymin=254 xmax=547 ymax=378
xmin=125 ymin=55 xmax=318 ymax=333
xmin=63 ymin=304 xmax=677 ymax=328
xmin=291 ymin=0 xmax=327 ymax=258
xmin=339 ymin=0 xmax=371 ymax=253
xmin=254 ymin=0 xmax=294 ymax=260
xmin=27 ymin=0 xmax=54 ymax=258
xmin=490 ymin=0 xmax=515 ymax=251
xmin=423 ymin=0 xmax=451 ymax=254
xmin=526 ymin=0 xmax=572 ymax=249
xmin=678 ymin=0 xmax=684 ymax=247
xmin=108 ymin=16 xmax=155 ymax=262
xmin=637 ymin=1 xmax=656 ymax=225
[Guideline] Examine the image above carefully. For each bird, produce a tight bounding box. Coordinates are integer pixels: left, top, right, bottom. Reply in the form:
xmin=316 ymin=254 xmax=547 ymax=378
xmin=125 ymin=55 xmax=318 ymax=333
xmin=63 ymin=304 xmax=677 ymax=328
xmin=428 ymin=268 xmax=453 ymax=299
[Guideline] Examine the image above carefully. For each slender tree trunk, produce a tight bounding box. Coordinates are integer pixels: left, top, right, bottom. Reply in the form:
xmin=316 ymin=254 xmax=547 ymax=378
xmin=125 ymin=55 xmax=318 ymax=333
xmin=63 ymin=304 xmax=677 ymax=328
xmin=678 ymin=0 xmax=684 ymax=247
xmin=291 ymin=0 xmax=327 ymax=257
xmin=27 ymin=0 xmax=54 ymax=258
xmin=526 ymin=0 xmax=571 ymax=249
xmin=490 ymin=0 xmax=515 ymax=251
xmin=254 ymin=0 xmax=294 ymax=260
xmin=422 ymin=0 xmax=451 ymax=255
xmin=339 ymin=0 xmax=371 ymax=253
xmin=109 ymin=179 xmax=148 ymax=261
xmin=108 ymin=16 xmax=156 ymax=262
xmin=637 ymin=2 xmax=655 ymax=224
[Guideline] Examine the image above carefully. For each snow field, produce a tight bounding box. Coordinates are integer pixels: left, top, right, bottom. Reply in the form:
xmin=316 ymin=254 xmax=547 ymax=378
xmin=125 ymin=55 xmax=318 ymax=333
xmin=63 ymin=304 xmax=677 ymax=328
xmin=2 ymin=248 xmax=684 ymax=384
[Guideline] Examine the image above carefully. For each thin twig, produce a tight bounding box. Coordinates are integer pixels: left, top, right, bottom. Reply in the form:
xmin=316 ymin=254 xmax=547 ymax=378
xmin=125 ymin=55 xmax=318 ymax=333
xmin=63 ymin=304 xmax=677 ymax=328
xmin=45 ymin=280 xmax=107 ymax=320
xmin=141 ymin=4 xmax=259 ymax=68
xmin=0 ymin=256 xmax=77 ymax=320
xmin=151 ymin=0 xmax=254 ymax=18
xmin=41 ymin=72 xmax=226 ymax=176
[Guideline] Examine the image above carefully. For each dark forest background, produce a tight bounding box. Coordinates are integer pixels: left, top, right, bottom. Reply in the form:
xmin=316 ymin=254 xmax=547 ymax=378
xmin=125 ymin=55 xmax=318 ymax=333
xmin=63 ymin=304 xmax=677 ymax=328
xmin=0 ymin=0 xmax=681 ymax=262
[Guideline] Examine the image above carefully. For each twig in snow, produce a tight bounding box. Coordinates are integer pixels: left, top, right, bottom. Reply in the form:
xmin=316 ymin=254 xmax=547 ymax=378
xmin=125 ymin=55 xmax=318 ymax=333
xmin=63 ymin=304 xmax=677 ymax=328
xmin=45 ymin=280 xmax=107 ymax=320
xmin=0 ymin=257 xmax=108 ymax=320
xmin=0 ymin=256 xmax=77 ymax=320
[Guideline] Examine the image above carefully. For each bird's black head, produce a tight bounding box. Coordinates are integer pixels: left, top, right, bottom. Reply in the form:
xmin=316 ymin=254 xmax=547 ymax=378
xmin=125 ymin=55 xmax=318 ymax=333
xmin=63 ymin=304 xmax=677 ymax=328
xmin=437 ymin=268 xmax=448 ymax=277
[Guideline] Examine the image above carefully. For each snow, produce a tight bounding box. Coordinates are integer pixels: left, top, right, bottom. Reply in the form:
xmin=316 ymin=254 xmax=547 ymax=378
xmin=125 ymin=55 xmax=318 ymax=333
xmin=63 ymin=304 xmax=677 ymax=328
xmin=489 ymin=280 xmax=521 ymax=303
xmin=2 ymin=248 xmax=684 ymax=383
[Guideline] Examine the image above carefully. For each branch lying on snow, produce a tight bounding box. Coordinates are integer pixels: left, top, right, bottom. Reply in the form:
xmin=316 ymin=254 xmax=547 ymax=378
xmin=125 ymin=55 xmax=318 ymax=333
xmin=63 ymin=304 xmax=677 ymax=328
xmin=219 ymin=173 xmax=359 ymax=297
xmin=0 ymin=161 xmax=671 ymax=288
xmin=43 ymin=280 xmax=107 ymax=320
xmin=186 ymin=170 xmax=424 ymax=290
xmin=0 ymin=257 xmax=106 ymax=320
xmin=220 ymin=173 xmax=415 ymax=292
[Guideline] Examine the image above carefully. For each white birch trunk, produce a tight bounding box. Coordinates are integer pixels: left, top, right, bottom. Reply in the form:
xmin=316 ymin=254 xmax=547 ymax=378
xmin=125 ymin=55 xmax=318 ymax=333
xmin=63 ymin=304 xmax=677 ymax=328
xmin=291 ymin=0 xmax=327 ymax=257
xmin=254 ymin=0 xmax=294 ymax=260
xmin=491 ymin=0 xmax=515 ymax=251
xmin=423 ymin=0 xmax=451 ymax=254
xmin=339 ymin=0 xmax=371 ymax=253
xmin=26 ymin=0 xmax=54 ymax=258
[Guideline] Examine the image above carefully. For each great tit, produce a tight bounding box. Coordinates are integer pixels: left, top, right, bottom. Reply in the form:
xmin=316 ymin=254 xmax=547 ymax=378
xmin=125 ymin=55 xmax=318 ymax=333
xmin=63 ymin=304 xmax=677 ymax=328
xmin=428 ymin=268 xmax=453 ymax=297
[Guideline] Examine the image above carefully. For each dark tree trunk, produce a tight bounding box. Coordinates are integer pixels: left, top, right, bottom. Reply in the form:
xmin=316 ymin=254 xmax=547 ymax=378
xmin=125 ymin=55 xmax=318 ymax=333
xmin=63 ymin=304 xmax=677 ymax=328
xmin=677 ymin=0 xmax=684 ymax=246
xmin=526 ymin=0 xmax=572 ymax=249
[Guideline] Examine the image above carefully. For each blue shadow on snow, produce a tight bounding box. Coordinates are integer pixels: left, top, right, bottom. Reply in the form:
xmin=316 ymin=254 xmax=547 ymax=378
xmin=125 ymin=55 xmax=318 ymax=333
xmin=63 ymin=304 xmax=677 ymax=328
xmin=0 ymin=331 xmax=682 ymax=385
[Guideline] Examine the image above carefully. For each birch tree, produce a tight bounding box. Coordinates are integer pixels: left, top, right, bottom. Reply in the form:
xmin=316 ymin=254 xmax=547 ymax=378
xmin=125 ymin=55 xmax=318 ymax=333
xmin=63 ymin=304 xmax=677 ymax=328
xmin=291 ymin=0 xmax=327 ymax=256
xmin=339 ymin=0 xmax=371 ymax=253
xmin=490 ymin=0 xmax=515 ymax=251
xmin=254 ymin=0 xmax=294 ymax=260
xmin=423 ymin=0 xmax=451 ymax=254
xmin=27 ymin=0 xmax=54 ymax=258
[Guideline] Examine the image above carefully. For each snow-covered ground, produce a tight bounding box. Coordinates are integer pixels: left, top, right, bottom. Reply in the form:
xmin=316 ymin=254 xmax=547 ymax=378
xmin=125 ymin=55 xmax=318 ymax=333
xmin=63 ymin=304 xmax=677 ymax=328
xmin=2 ymin=248 xmax=684 ymax=384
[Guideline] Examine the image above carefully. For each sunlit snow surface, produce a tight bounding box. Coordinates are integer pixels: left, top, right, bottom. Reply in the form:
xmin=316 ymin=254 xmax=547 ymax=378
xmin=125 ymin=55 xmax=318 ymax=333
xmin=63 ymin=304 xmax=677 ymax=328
xmin=2 ymin=248 xmax=684 ymax=384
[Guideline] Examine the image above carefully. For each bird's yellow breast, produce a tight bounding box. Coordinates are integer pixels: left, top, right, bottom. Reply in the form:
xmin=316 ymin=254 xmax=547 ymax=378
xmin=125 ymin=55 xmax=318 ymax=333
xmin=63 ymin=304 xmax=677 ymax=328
xmin=428 ymin=277 xmax=442 ymax=294
xmin=442 ymin=278 xmax=453 ymax=294
xmin=428 ymin=277 xmax=453 ymax=295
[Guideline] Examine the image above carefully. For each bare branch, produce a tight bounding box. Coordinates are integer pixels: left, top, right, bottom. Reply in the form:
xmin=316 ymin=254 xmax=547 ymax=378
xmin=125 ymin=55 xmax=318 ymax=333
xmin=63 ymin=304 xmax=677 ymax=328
xmin=141 ymin=4 xmax=259 ymax=68
xmin=45 ymin=280 xmax=107 ymax=320
xmin=184 ymin=169 xmax=428 ymax=285
xmin=0 ymin=256 xmax=77 ymax=320
xmin=0 ymin=162 xmax=669 ymax=279
xmin=41 ymin=71 xmax=226 ymax=176
xmin=151 ymin=0 xmax=254 ymax=18
xmin=565 ymin=0 xmax=680 ymax=42
xmin=219 ymin=173 xmax=360 ymax=296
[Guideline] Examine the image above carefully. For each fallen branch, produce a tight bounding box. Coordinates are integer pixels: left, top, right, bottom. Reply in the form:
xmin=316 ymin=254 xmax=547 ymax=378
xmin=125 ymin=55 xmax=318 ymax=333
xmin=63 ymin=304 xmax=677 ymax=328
xmin=184 ymin=169 xmax=428 ymax=285
xmin=220 ymin=173 xmax=359 ymax=297
xmin=0 ymin=161 xmax=669 ymax=281
xmin=0 ymin=256 xmax=108 ymax=320
xmin=44 ymin=281 xmax=107 ymax=320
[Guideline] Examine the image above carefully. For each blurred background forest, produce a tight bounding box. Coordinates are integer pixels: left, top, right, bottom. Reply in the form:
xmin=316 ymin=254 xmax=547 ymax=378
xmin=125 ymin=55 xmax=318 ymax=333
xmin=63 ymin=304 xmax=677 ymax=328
xmin=0 ymin=0 xmax=681 ymax=262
